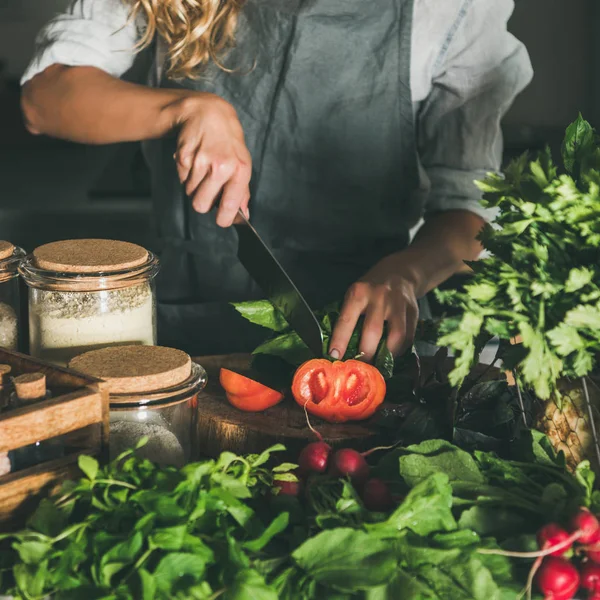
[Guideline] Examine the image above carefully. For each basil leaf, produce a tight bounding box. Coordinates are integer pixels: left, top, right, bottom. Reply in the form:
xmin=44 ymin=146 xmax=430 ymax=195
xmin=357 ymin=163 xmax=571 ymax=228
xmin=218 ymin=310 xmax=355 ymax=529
xmin=561 ymin=112 xmax=595 ymax=174
xmin=232 ymin=300 xmax=290 ymax=332
xmin=374 ymin=342 xmax=394 ymax=380
xmin=252 ymin=332 xmax=315 ymax=365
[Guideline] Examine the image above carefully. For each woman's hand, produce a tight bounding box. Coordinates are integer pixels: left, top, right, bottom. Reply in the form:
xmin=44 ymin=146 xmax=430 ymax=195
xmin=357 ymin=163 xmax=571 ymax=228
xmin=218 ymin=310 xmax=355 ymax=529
xmin=328 ymin=210 xmax=486 ymax=362
xmin=329 ymin=255 xmax=421 ymax=362
xmin=173 ymin=93 xmax=252 ymax=227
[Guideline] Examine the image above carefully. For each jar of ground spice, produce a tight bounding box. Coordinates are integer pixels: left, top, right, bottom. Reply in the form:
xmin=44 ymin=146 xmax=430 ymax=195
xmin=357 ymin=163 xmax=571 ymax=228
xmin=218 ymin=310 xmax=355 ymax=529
xmin=69 ymin=345 xmax=206 ymax=466
xmin=19 ymin=239 xmax=159 ymax=366
xmin=0 ymin=241 xmax=25 ymax=351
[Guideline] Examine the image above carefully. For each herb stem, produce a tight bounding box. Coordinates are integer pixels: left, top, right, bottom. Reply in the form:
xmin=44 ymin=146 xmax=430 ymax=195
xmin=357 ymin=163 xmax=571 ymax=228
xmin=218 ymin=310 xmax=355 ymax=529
xmin=93 ymin=479 xmax=138 ymax=490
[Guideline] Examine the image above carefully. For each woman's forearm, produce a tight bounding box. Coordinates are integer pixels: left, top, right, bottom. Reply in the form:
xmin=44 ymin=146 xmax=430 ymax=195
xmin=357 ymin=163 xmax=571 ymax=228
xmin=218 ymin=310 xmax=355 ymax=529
xmin=21 ymin=65 xmax=190 ymax=144
xmin=395 ymin=210 xmax=485 ymax=298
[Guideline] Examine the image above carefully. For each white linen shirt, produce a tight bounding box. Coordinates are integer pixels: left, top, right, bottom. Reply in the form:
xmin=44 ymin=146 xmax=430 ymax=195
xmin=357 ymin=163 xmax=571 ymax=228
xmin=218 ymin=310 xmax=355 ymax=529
xmin=21 ymin=0 xmax=533 ymax=220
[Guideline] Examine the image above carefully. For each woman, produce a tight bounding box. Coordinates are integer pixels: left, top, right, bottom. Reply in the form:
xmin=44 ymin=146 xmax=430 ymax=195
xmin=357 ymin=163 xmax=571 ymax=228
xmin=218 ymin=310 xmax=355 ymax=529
xmin=21 ymin=0 xmax=532 ymax=360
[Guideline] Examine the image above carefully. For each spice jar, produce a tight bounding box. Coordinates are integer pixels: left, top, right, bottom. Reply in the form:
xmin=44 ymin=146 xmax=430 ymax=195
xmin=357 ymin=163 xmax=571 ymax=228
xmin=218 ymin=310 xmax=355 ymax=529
xmin=19 ymin=239 xmax=159 ymax=366
xmin=69 ymin=345 xmax=206 ymax=466
xmin=0 ymin=241 xmax=25 ymax=352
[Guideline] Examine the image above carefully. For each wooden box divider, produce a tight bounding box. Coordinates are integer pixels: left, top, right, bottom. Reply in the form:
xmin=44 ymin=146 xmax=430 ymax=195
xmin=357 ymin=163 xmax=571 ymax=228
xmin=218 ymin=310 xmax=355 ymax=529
xmin=0 ymin=348 xmax=110 ymax=530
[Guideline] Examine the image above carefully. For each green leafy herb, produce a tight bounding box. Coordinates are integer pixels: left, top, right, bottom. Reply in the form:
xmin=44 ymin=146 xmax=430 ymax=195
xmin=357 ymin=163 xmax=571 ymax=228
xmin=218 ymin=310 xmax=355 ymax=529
xmin=0 ymin=436 xmax=588 ymax=600
xmin=437 ymin=115 xmax=600 ymax=400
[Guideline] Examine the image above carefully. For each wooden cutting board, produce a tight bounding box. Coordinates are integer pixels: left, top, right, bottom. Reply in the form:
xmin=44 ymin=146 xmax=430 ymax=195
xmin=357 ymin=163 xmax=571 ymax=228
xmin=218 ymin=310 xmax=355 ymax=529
xmin=192 ymin=354 xmax=384 ymax=459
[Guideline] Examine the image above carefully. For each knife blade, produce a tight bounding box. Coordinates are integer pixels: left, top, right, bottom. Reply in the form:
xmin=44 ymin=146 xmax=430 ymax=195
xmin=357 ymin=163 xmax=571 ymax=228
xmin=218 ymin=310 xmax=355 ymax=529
xmin=234 ymin=209 xmax=324 ymax=357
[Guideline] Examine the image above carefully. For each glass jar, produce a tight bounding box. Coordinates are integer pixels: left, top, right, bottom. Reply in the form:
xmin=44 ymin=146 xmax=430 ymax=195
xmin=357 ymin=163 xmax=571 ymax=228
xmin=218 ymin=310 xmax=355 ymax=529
xmin=0 ymin=241 xmax=25 ymax=352
xmin=19 ymin=239 xmax=159 ymax=367
xmin=69 ymin=346 xmax=207 ymax=466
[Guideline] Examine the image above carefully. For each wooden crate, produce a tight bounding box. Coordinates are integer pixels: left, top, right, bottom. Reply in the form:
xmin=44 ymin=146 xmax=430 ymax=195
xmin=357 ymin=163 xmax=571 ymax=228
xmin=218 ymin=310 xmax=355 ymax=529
xmin=0 ymin=348 xmax=109 ymax=530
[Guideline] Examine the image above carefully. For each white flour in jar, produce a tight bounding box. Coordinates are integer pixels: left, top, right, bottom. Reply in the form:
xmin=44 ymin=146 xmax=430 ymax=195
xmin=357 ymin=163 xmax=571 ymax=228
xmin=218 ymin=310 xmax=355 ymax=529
xmin=110 ymin=420 xmax=185 ymax=466
xmin=0 ymin=302 xmax=18 ymax=351
xmin=29 ymin=283 xmax=155 ymax=366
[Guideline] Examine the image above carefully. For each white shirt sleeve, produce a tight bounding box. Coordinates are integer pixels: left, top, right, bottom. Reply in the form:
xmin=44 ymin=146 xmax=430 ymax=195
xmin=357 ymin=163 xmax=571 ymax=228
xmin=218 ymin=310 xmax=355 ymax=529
xmin=417 ymin=0 xmax=533 ymax=221
xmin=20 ymin=0 xmax=140 ymax=86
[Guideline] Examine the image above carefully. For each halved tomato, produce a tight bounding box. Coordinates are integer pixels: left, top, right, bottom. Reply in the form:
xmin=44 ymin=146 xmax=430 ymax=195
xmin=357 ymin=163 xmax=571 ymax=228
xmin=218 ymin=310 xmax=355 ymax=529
xmin=291 ymin=359 xmax=386 ymax=423
xmin=220 ymin=368 xmax=284 ymax=412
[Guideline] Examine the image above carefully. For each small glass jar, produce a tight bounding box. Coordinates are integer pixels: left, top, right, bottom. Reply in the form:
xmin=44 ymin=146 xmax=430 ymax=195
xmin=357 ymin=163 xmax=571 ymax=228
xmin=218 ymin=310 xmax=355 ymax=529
xmin=69 ymin=346 xmax=207 ymax=466
xmin=19 ymin=239 xmax=159 ymax=367
xmin=0 ymin=241 xmax=25 ymax=352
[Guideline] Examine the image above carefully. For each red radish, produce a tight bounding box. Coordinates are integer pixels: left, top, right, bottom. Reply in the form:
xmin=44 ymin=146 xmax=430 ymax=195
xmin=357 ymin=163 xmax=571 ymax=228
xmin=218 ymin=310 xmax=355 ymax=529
xmin=329 ymin=448 xmax=370 ymax=485
xmin=273 ymin=479 xmax=301 ymax=496
xmin=581 ymin=562 xmax=600 ymax=596
xmin=536 ymin=557 xmax=580 ymax=600
xmin=537 ymin=524 xmax=573 ymax=557
xmin=570 ymin=508 xmax=600 ymax=544
xmin=588 ymin=548 xmax=600 ymax=565
xmin=298 ymin=442 xmax=332 ymax=475
xmin=361 ymin=478 xmax=394 ymax=512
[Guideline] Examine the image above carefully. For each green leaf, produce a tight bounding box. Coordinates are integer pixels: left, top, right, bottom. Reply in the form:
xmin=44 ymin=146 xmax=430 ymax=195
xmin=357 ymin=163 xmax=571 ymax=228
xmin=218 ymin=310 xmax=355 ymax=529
xmin=366 ymin=568 xmax=439 ymax=600
xmin=153 ymin=553 xmax=209 ymax=593
xmin=225 ymin=569 xmax=278 ymax=600
xmin=272 ymin=463 xmax=298 ymax=473
xmin=374 ymin=341 xmax=394 ymax=380
xmin=573 ymin=349 xmax=594 ymax=377
xmin=292 ymin=529 xmax=397 ymax=592
xmin=100 ymin=561 xmax=127 ymax=587
xmin=458 ymin=506 xmax=527 ymax=538
xmin=243 ymin=513 xmax=289 ymax=552
xmin=398 ymin=440 xmax=486 ymax=487
xmin=565 ymin=267 xmax=593 ymax=293
xmin=465 ymin=283 xmax=497 ymax=303
xmin=518 ymin=322 xmax=562 ymax=400
xmin=137 ymin=569 xmax=156 ymax=600
xmin=576 ymin=460 xmax=596 ymax=503
xmin=232 ymin=300 xmax=289 ymax=332
xmin=149 ymin=525 xmax=187 ymax=551
xmin=372 ymin=473 xmax=456 ymax=536
xmin=14 ymin=561 xmax=49 ymax=598
xmin=547 ymin=324 xmax=584 ymax=356
xmin=13 ymin=540 xmax=52 ymax=565
xmin=102 ymin=532 xmax=144 ymax=564
xmin=251 ymin=444 xmax=286 ymax=468
xmin=561 ymin=113 xmax=595 ymax=174
xmin=27 ymin=499 xmax=67 ymax=537
xmin=252 ymin=332 xmax=315 ymax=365
xmin=78 ymin=455 xmax=99 ymax=481
xmin=565 ymin=304 xmax=600 ymax=330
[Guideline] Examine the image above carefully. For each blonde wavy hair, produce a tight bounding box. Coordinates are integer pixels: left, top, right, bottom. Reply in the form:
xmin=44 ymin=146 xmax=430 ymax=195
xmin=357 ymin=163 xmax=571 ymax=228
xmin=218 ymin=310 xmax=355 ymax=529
xmin=129 ymin=0 xmax=245 ymax=80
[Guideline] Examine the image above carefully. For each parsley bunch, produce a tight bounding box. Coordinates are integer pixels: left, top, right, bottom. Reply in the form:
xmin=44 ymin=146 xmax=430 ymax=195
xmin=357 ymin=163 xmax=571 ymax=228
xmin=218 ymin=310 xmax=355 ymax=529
xmin=437 ymin=115 xmax=600 ymax=400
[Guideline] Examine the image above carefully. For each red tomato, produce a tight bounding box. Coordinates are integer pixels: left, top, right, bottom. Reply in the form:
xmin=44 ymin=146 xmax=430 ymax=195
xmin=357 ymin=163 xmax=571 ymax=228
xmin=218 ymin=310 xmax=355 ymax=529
xmin=220 ymin=369 xmax=284 ymax=412
xmin=291 ymin=359 xmax=386 ymax=423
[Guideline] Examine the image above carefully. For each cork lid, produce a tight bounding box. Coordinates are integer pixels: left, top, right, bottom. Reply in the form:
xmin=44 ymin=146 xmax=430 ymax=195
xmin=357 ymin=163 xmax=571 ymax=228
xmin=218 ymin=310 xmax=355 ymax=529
xmin=14 ymin=372 xmax=47 ymax=401
xmin=33 ymin=239 xmax=149 ymax=273
xmin=69 ymin=346 xmax=192 ymax=394
xmin=0 ymin=241 xmax=15 ymax=261
xmin=0 ymin=365 xmax=11 ymax=385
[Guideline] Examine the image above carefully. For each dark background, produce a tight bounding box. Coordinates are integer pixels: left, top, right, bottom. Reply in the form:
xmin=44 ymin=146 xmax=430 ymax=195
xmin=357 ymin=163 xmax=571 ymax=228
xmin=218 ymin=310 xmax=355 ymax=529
xmin=0 ymin=0 xmax=598 ymax=253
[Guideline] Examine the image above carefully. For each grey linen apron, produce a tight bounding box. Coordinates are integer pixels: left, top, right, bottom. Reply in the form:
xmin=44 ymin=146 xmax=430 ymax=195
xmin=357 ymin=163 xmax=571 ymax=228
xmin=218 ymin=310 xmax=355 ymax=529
xmin=145 ymin=0 xmax=423 ymax=356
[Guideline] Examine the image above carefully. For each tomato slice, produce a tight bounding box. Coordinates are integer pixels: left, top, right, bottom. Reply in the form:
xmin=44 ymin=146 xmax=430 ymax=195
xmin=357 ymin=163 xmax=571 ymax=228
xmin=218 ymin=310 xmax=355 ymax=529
xmin=220 ymin=368 xmax=284 ymax=412
xmin=292 ymin=359 xmax=386 ymax=423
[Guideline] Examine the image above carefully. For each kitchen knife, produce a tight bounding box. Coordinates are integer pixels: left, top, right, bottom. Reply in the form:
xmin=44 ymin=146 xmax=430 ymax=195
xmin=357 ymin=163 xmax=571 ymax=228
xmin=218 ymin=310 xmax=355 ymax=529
xmin=234 ymin=209 xmax=324 ymax=357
